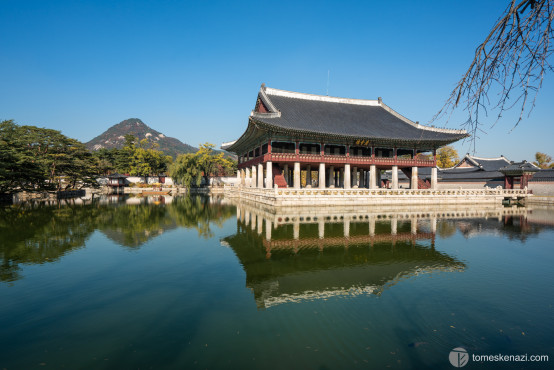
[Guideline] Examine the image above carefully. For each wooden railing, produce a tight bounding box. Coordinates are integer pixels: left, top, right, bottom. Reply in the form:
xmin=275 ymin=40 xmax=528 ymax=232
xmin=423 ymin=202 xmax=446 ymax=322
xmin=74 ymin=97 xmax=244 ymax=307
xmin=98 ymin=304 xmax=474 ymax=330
xmin=239 ymin=153 xmax=435 ymax=169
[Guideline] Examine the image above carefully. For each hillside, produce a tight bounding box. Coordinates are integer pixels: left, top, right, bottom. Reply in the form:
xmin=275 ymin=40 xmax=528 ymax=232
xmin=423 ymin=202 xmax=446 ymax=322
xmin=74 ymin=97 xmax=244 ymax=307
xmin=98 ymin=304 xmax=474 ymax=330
xmin=86 ymin=118 xmax=197 ymax=158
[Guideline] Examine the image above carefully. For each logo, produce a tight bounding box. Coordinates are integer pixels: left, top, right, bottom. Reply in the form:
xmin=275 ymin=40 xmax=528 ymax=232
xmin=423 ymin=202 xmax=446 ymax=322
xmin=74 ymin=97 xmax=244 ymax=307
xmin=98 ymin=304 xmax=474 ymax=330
xmin=449 ymin=347 xmax=469 ymax=367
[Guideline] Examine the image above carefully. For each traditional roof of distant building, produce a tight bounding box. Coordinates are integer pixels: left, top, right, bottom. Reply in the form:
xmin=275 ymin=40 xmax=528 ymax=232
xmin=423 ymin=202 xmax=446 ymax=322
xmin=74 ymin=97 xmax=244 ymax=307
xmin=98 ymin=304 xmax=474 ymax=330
xmin=499 ymin=161 xmax=540 ymax=176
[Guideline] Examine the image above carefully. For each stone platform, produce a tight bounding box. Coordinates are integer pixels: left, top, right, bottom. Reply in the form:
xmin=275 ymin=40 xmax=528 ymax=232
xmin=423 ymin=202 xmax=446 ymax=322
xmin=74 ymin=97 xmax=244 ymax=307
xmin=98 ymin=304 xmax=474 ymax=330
xmin=224 ymin=186 xmax=531 ymax=207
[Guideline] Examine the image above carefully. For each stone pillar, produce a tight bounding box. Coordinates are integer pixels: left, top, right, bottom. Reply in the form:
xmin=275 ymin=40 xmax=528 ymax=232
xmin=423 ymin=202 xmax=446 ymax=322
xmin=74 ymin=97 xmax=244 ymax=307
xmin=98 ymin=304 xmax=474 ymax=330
xmin=431 ymin=167 xmax=438 ymax=189
xmin=369 ymin=217 xmax=375 ymax=236
xmin=329 ymin=166 xmax=335 ymax=187
xmin=369 ymin=165 xmax=377 ymax=189
xmin=344 ymin=217 xmax=350 ymax=238
xmin=251 ymin=165 xmax=257 ymax=188
xmin=283 ymin=164 xmax=289 ymax=186
xmin=257 ymin=163 xmax=264 ymax=188
xmin=256 ymin=215 xmax=263 ymax=234
xmin=430 ymin=217 xmax=437 ymax=234
xmin=245 ymin=167 xmax=251 ymax=187
xmin=236 ymin=170 xmax=240 ymax=185
xmin=392 ymin=165 xmax=399 ymax=189
xmin=240 ymin=169 xmax=245 ymax=186
xmin=265 ymin=218 xmax=272 ymax=240
xmin=352 ymin=166 xmax=358 ymax=187
xmin=306 ymin=165 xmax=312 ymax=187
xmin=293 ymin=162 xmax=301 ymax=189
xmin=318 ymin=219 xmax=325 ymax=239
xmin=411 ymin=166 xmax=418 ymax=189
xmin=266 ymin=161 xmax=273 ymax=189
xmin=319 ymin=163 xmax=326 ymax=189
xmin=344 ymin=164 xmax=351 ymax=189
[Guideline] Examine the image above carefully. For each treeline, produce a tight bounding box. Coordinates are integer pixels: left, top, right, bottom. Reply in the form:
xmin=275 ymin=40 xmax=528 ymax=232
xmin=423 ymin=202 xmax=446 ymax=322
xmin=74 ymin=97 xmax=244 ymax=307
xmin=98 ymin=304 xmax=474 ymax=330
xmin=1 ymin=120 xmax=237 ymax=194
xmin=0 ymin=120 xmax=98 ymax=194
xmin=93 ymin=134 xmax=172 ymax=176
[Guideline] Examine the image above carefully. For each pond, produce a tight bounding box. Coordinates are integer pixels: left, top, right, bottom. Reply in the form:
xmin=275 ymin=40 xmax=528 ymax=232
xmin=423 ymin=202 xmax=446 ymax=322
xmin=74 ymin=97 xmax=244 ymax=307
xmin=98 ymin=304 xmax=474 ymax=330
xmin=1 ymin=195 xmax=553 ymax=369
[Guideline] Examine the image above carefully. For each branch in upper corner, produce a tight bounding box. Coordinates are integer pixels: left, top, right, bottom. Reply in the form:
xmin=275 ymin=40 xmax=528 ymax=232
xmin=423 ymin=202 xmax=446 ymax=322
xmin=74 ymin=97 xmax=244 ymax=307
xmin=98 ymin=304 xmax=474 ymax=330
xmin=432 ymin=0 xmax=554 ymax=148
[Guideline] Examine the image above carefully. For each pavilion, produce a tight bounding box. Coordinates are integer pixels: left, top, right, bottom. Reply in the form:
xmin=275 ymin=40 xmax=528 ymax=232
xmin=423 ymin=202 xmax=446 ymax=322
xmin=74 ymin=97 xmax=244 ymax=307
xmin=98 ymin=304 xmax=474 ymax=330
xmin=222 ymin=84 xmax=468 ymax=190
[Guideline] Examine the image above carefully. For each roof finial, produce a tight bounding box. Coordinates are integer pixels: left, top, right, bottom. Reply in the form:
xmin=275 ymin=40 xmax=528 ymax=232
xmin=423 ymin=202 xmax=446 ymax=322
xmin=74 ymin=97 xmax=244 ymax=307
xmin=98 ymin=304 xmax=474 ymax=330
xmin=378 ymin=97 xmax=382 ymax=104
xmin=261 ymin=83 xmax=266 ymax=90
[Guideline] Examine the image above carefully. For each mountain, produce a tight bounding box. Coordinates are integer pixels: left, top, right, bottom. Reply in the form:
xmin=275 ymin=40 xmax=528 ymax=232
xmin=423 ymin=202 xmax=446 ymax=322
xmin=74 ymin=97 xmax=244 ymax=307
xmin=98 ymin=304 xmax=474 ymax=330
xmin=86 ymin=118 xmax=197 ymax=158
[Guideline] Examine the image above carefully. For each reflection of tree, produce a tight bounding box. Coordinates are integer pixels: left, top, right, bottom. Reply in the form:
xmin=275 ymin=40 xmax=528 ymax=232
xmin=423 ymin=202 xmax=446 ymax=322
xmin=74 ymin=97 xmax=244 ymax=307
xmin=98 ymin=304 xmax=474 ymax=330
xmin=169 ymin=196 xmax=235 ymax=239
xmin=0 ymin=196 xmax=235 ymax=282
xmin=97 ymin=203 xmax=174 ymax=247
xmin=0 ymin=203 xmax=102 ymax=282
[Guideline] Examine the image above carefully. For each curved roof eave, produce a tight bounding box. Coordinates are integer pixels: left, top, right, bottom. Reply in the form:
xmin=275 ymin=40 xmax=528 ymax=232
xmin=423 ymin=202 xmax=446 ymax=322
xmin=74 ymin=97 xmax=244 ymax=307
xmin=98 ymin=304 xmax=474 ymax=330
xmin=254 ymin=119 xmax=469 ymax=148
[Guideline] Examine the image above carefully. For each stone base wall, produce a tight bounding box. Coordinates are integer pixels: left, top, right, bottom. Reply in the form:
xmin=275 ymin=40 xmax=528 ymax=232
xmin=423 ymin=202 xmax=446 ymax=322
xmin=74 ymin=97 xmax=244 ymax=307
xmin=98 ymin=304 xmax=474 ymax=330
xmin=225 ymin=187 xmax=529 ymax=207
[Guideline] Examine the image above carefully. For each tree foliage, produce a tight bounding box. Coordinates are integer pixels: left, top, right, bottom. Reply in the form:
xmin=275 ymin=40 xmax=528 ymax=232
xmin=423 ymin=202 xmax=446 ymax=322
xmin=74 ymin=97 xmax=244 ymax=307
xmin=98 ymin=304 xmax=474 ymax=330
xmin=1 ymin=120 xmax=98 ymax=194
xmin=91 ymin=134 xmax=172 ymax=176
xmin=169 ymin=143 xmax=237 ymax=187
xmin=436 ymin=146 xmax=460 ymax=168
xmin=534 ymin=152 xmax=554 ymax=168
xmin=434 ymin=0 xmax=554 ymax=147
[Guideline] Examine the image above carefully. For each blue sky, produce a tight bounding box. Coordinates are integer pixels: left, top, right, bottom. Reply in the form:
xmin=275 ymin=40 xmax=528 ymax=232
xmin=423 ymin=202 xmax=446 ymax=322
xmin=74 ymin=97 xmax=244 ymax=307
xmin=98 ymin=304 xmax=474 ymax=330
xmin=1 ymin=0 xmax=553 ymax=161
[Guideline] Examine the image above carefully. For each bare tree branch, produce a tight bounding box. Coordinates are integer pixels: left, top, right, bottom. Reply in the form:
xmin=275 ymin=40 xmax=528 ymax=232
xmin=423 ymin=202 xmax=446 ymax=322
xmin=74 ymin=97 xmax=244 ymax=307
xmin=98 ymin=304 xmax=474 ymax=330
xmin=432 ymin=0 xmax=554 ymax=151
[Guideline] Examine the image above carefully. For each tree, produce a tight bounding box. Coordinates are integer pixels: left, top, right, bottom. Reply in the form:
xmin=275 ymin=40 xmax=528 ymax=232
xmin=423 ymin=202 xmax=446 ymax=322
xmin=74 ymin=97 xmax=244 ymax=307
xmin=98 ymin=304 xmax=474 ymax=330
xmin=534 ymin=152 xmax=553 ymax=168
xmin=169 ymin=143 xmax=237 ymax=187
xmin=435 ymin=0 xmax=554 ymax=146
xmin=169 ymin=153 xmax=203 ymax=188
xmin=436 ymin=146 xmax=459 ymax=168
xmin=0 ymin=120 xmax=98 ymax=193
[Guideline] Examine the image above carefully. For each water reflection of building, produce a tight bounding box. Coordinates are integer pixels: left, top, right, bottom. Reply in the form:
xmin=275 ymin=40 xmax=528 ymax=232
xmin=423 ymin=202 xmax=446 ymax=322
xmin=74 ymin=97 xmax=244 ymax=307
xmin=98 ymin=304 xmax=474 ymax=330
xmin=223 ymin=202 xmax=533 ymax=309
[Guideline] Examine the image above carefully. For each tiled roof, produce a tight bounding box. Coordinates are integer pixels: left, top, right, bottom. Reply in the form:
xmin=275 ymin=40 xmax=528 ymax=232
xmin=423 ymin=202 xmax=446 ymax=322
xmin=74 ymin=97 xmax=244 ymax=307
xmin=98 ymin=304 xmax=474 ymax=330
xmin=252 ymin=86 xmax=468 ymax=144
xmin=530 ymin=169 xmax=554 ymax=181
xmin=453 ymin=155 xmax=511 ymax=171
xmin=499 ymin=161 xmax=540 ymax=175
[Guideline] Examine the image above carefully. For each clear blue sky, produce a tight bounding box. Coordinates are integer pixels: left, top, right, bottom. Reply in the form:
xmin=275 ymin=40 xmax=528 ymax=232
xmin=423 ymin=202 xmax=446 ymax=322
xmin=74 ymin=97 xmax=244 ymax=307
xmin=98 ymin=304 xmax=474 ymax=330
xmin=1 ymin=0 xmax=553 ymax=161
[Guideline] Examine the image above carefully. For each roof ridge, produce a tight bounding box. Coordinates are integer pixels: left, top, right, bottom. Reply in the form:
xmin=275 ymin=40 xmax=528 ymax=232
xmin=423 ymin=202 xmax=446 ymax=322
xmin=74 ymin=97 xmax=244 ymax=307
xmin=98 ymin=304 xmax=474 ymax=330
xmin=264 ymin=85 xmax=381 ymax=106
xmin=468 ymin=155 xmax=510 ymax=161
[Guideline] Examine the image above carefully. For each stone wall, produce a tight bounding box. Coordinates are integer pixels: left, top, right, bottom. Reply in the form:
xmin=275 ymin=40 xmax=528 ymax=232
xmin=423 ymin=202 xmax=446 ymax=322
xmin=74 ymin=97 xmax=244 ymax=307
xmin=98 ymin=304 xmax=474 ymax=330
xmin=528 ymin=182 xmax=554 ymax=196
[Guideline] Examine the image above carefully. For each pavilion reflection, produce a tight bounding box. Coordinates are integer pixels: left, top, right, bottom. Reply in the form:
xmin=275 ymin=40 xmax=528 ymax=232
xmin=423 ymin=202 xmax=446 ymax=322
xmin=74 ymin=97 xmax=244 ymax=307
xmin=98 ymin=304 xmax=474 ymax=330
xmin=222 ymin=201 xmax=531 ymax=309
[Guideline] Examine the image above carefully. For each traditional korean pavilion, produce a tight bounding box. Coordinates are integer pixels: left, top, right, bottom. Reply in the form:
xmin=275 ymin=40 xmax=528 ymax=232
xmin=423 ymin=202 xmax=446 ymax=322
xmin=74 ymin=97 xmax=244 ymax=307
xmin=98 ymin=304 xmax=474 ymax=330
xmin=222 ymin=84 xmax=468 ymax=190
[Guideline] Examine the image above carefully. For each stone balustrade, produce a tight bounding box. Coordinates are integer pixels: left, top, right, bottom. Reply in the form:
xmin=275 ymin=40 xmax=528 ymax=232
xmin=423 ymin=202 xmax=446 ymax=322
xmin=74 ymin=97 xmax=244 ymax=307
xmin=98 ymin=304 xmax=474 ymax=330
xmin=224 ymin=185 xmax=531 ymax=207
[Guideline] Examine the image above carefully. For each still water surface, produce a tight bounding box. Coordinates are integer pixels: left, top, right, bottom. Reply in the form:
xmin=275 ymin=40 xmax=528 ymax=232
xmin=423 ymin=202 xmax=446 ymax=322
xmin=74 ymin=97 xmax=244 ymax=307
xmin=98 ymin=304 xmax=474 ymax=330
xmin=1 ymin=195 xmax=553 ymax=369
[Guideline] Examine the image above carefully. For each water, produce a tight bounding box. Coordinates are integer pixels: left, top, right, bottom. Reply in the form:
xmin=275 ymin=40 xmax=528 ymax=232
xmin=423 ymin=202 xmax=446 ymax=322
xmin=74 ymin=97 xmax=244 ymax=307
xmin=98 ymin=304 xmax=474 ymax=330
xmin=1 ymin=195 xmax=553 ymax=369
